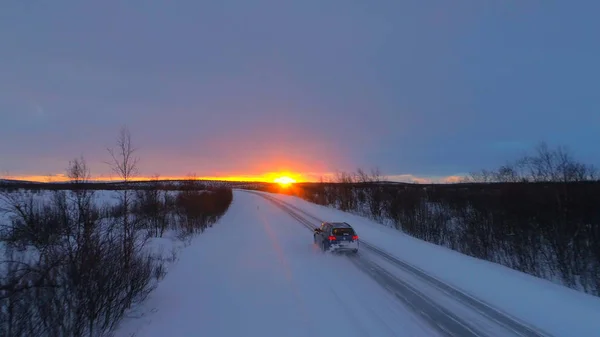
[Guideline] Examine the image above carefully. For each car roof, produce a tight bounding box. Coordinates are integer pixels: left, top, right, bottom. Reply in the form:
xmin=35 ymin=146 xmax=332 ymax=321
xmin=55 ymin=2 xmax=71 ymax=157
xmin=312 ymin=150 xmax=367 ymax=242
xmin=325 ymin=222 xmax=352 ymax=228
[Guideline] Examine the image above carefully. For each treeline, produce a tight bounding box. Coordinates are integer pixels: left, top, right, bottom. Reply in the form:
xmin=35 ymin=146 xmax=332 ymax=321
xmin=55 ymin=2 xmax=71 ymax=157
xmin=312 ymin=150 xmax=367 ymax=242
xmin=0 ymin=127 xmax=233 ymax=337
xmin=264 ymin=143 xmax=600 ymax=296
xmin=0 ymin=179 xmax=265 ymax=193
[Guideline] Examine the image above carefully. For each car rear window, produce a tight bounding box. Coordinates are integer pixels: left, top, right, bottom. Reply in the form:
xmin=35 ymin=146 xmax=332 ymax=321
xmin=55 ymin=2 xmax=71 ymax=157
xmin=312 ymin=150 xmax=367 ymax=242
xmin=332 ymin=228 xmax=354 ymax=236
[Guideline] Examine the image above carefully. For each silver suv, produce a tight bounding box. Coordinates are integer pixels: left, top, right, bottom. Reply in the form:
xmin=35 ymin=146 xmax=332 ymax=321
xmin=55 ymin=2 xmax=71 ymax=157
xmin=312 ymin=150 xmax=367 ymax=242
xmin=313 ymin=222 xmax=359 ymax=254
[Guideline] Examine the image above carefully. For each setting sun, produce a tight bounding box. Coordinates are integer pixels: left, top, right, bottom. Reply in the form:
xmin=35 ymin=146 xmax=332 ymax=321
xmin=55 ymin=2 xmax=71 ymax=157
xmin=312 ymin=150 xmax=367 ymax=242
xmin=274 ymin=176 xmax=296 ymax=186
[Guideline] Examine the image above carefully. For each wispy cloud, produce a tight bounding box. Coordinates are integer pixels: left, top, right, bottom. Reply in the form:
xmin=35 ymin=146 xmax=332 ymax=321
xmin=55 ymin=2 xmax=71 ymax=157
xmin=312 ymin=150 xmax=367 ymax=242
xmin=385 ymin=174 xmax=466 ymax=184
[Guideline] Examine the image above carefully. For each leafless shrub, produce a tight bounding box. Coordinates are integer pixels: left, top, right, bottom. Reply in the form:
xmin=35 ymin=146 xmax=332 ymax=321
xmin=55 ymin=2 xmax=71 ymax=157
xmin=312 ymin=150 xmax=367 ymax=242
xmin=0 ymin=156 xmax=162 ymax=337
xmin=133 ymin=176 xmax=173 ymax=238
xmin=467 ymin=142 xmax=596 ymax=183
xmin=174 ymin=187 xmax=232 ymax=236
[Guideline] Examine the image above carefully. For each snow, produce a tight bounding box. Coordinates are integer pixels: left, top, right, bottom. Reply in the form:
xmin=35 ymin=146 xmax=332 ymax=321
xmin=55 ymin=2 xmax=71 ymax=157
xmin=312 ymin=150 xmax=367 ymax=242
xmin=5 ymin=187 xmax=599 ymax=336
xmin=264 ymin=191 xmax=600 ymax=337
xmin=114 ymin=191 xmax=439 ymax=337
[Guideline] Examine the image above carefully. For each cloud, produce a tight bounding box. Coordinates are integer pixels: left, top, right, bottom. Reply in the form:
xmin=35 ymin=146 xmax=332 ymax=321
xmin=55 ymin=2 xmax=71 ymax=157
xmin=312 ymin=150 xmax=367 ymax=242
xmin=300 ymin=172 xmax=467 ymax=184
xmin=385 ymin=174 xmax=466 ymax=184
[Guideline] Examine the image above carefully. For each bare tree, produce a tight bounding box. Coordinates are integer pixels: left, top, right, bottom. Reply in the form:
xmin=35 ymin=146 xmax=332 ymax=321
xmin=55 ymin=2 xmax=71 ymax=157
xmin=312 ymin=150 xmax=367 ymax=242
xmin=464 ymin=169 xmax=495 ymax=183
xmin=333 ymin=171 xmax=355 ymax=211
xmin=370 ymin=167 xmax=383 ymax=182
xmin=106 ymin=126 xmax=139 ymax=183
xmin=67 ymin=156 xmax=95 ymax=230
xmin=106 ymin=126 xmax=141 ymax=308
xmin=465 ymin=142 xmax=596 ymax=184
xmin=356 ymin=168 xmax=370 ymax=183
xmin=105 ymin=126 xmax=140 ymax=235
xmin=589 ymin=165 xmax=599 ymax=181
xmin=67 ymin=156 xmax=91 ymax=184
xmin=354 ymin=167 xmax=385 ymax=219
xmin=519 ymin=142 xmax=596 ymax=183
xmin=494 ymin=164 xmax=523 ymax=183
xmin=135 ymin=175 xmax=171 ymax=237
xmin=335 ymin=171 xmax=354 ymax=184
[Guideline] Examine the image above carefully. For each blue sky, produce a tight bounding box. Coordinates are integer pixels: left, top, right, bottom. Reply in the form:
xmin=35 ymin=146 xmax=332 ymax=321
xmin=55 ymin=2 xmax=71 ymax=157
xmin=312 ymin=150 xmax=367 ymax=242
xmin=1 ymin=1 xmax=598 ymax=182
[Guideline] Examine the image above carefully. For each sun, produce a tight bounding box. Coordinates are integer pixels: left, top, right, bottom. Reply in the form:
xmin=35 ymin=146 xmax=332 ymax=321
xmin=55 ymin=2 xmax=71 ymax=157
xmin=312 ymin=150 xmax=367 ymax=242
xmin=274 ymin=176 xmax=296 ymax=186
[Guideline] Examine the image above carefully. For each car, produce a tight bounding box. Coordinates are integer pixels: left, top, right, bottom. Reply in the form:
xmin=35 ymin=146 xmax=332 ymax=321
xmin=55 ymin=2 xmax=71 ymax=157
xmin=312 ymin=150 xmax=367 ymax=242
xmin=313 ymin=222 xmax=359 ymax=254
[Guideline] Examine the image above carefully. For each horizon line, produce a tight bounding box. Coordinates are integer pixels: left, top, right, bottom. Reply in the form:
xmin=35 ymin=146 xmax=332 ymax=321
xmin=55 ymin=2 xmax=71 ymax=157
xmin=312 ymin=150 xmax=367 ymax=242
xmin=1 ymin=172 xmax=467 ymax=184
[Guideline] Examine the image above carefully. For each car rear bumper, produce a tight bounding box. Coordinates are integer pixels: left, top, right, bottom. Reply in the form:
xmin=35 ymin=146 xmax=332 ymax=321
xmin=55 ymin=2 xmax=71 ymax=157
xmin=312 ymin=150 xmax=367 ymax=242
xmin=329 ymin=240 xmax=359 ymax=251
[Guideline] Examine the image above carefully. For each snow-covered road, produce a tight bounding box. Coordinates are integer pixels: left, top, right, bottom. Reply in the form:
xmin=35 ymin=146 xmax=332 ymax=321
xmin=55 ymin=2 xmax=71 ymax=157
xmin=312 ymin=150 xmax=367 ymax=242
xmin=251 ymin=191 xmax=552 ymax=337
xmin=116 ymin=190 xmax=439 ymax=337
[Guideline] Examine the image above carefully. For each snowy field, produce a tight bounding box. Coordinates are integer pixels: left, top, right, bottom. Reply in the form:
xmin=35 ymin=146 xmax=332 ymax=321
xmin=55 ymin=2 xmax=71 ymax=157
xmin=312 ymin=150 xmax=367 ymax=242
xmin=260 ymin=190 xmax=600 ymax=337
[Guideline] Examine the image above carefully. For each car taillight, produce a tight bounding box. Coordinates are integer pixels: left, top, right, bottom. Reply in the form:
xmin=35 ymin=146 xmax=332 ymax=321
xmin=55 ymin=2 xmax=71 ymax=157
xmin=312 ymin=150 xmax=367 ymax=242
xmin=352 ymin=235 xmax=359 ymax=240
xmin=328 ymin=236 xmax=336 ymax=241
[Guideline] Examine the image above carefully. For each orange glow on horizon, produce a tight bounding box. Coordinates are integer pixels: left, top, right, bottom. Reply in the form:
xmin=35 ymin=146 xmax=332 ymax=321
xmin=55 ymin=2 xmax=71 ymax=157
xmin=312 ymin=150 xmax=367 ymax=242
xmin=2 ymin=173 xmax=467 ymax=184
xmin=1 ymin=172 xmax=312 ymax=184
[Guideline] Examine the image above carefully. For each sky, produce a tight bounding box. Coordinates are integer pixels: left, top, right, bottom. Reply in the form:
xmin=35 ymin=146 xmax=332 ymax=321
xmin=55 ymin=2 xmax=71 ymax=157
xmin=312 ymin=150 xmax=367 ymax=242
xmin=1 ymin=0 xmax=599 ymax=183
